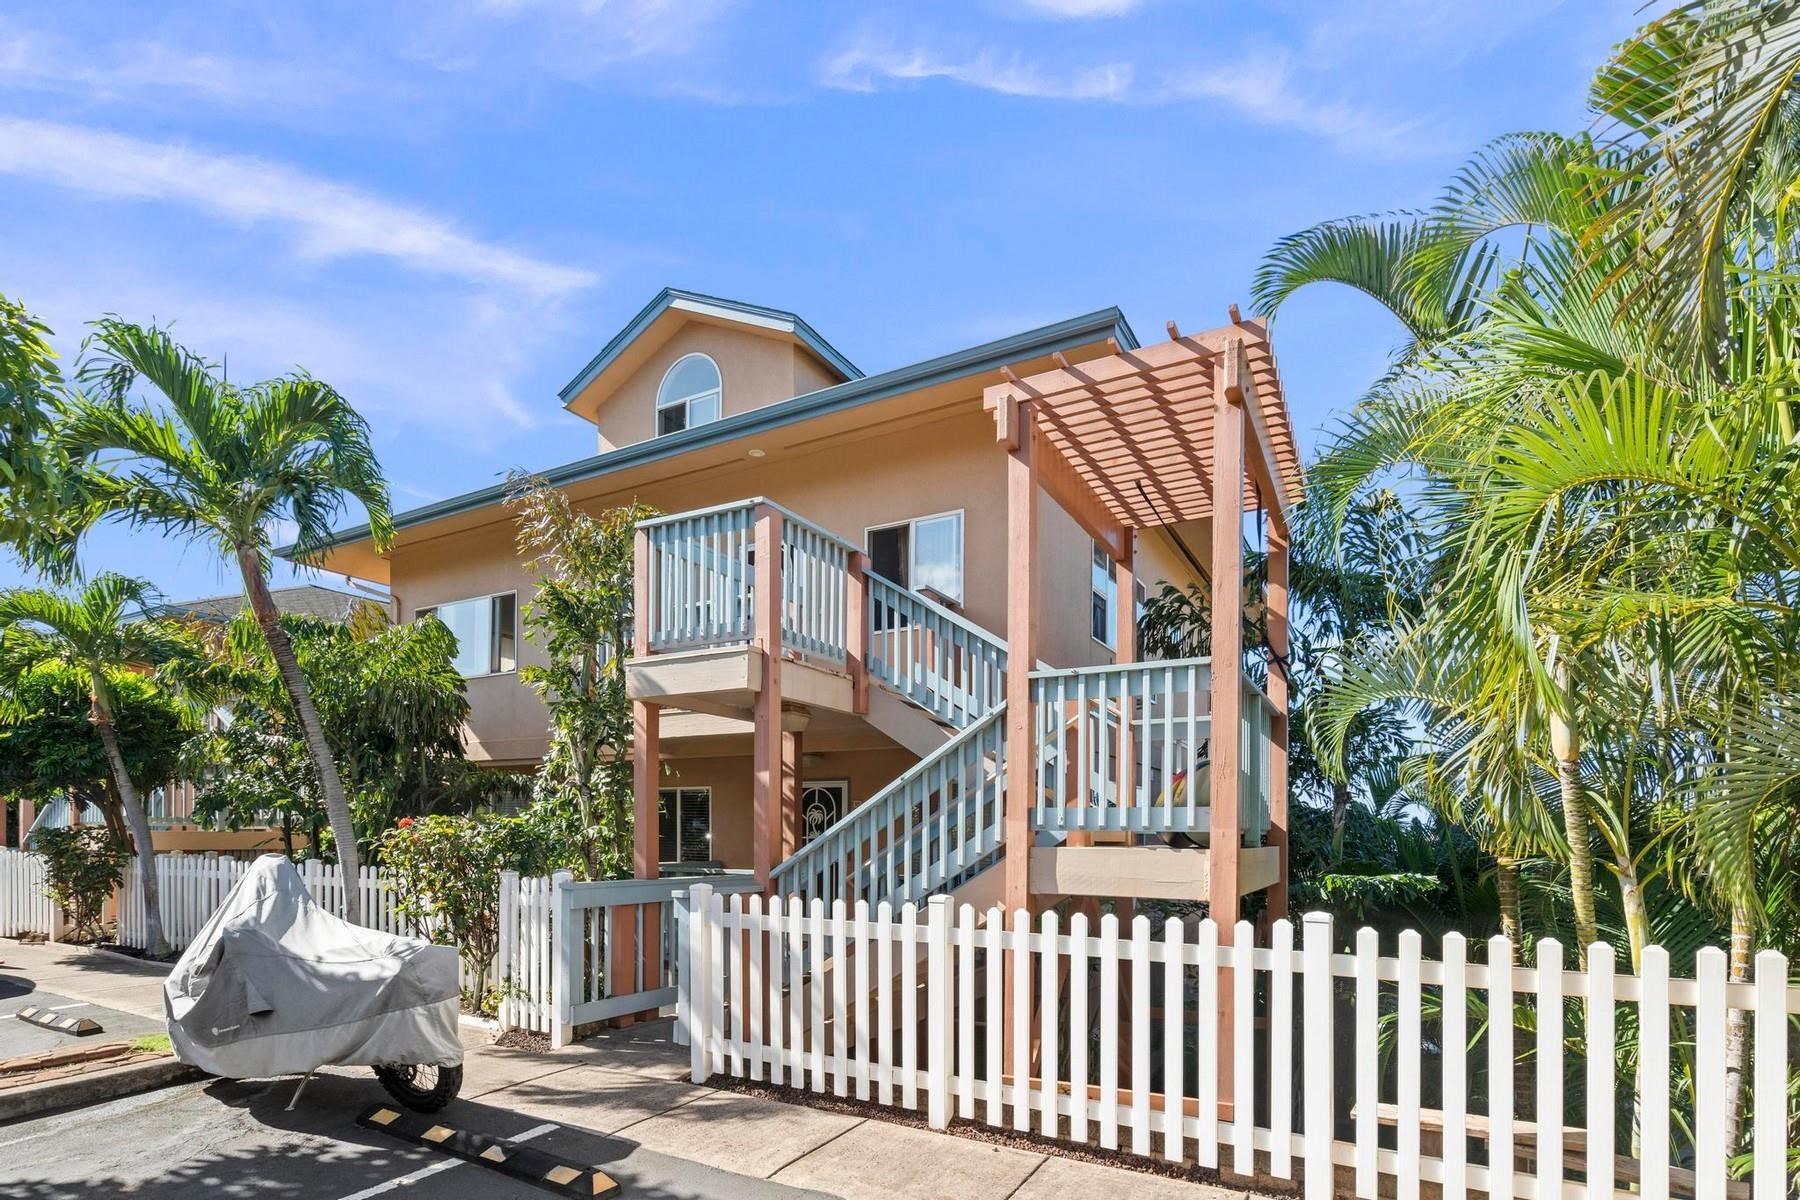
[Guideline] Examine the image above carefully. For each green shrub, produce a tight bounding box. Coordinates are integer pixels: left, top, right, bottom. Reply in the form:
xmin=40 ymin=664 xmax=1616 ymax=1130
xmin=378 ymin=812 xmax=550 ymax=1012
xmin=35 ymin=825 xmax=130 ymax=943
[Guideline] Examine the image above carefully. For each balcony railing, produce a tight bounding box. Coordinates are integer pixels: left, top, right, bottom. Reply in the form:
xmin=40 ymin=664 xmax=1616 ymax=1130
xmin=1029 ymin=659 xmax=1272 ymax=844
xmin=638 ymin=500 xmax=859 ymax=665
xmin=866 ymin=572 xmax=1006 ymax=728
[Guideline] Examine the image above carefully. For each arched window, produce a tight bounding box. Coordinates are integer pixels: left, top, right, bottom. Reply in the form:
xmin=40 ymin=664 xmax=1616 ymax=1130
xmin=656 ymin=353 xmax=721 ymax=436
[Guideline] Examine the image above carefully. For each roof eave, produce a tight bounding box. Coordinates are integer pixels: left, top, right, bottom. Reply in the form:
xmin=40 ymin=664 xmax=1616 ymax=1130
xmin=289 ymin=305 xmax=1138 ymax=561
xmin=556 ymin=287 xmax=864 ymax=409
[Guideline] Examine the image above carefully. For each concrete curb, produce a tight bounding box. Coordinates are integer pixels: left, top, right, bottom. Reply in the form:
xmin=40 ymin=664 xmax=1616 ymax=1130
xmin=0 ymin=1056 xmax=202 ymax=1124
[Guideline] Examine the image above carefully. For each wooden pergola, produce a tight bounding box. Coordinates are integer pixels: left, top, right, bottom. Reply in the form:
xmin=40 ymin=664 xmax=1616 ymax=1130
xmin=982 ymin=310 xmax=1304 ymax=929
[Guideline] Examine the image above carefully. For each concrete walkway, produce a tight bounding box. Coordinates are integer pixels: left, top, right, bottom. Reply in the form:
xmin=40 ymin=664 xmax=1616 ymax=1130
xmin=1 ymin=937 xmax=1249 ymax=1200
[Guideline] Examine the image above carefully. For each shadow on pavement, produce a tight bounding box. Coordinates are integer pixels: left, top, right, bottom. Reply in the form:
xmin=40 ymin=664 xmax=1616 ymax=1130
xmin=1 ymin=1068 xmax=840 ymax=1200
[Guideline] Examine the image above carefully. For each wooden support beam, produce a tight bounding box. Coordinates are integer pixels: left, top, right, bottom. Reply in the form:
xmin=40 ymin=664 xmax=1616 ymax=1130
xmin=1034 ymin=426 xmax=1129 ymax=560
xmin=751 ymin=504 xmax=784 ymax=887
xmin=1264 ymin=527 xmax=1291 ymax=926
xmin=1232 ymin=340 xmax=1294 ymax=530
xmin=1003 ymin=404 xmax=1038 ymax=917
xmin=846 ymin=551 xmax=870 ymax=715
xmin=1210 ymin=337 xmax=1247 ymax=1093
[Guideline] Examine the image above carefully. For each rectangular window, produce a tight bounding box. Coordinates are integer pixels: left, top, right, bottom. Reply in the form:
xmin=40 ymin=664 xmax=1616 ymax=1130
xmin=866 ymin=511 xmax=964 ymax=605
xmin=418 ymin=592 xmax=517 ymax=677
xmin=658 ymin=787 xmax=712 ymax=863
xmin=656 ymin=391 xmax=720 ymax=436
xmin=1091 ymin=540 xmax=1118 ymax=647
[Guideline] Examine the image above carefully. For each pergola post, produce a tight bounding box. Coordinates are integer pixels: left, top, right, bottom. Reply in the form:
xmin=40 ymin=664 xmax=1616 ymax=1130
xmin=1002 ymin=400 xmax=1038 ymax=917
xmin=1210 ymin=338 xmax=1248 ymax=1101
xmin=752 ymin=504 xmax=785 ymax=888
xmin=1264 ymin=520 xmax=1291 ymax=924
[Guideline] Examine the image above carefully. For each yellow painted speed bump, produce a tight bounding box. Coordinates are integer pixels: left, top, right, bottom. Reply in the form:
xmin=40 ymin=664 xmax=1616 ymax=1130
xmin=356 ymin=1105 xmax=620 ymax=1197
xmin=13 ymin=1005 xmax=102 ymax=1036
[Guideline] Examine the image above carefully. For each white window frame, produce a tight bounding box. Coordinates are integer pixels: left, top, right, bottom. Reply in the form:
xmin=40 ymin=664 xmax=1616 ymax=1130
xmin=1091 ymin=539 xmax=1118 ymax=649
xmin=655 ymin=352 xmax=722 ymax=437
xmin=865 ymin=509 xmax=966 ymax=606
xmin=658 ymin=786 xmax=713 ymax=864
xmin=416 ymin=590 xmax=518 ymax=678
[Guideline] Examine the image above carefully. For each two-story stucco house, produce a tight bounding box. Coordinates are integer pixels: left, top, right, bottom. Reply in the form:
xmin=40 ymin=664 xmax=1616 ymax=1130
xmin=309 ymin=288 xmax=1302 ymax=950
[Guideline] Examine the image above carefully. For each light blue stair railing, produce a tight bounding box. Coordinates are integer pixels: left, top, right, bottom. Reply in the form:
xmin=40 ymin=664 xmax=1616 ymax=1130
xmin=771 ymin=702 xmax=1007 ymax=909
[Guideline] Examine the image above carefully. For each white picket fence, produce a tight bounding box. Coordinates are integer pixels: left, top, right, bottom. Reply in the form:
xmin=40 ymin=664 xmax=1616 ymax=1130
xmin=6 ymin=848 xmax=564 ymax=1028
xmin=683 ymin=887 xmax=1798 ymax=1200
xmin=0 ymin=847 xmax=55 ymax=937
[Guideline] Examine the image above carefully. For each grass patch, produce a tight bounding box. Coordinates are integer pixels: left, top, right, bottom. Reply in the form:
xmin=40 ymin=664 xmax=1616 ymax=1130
xmin=127 ymin=1034 xmax=171 ymax=1055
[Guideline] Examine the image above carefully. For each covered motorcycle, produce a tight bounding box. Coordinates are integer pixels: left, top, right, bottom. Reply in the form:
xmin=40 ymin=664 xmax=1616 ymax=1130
xmin=163 ymin=854 xmax=464 ymax=1111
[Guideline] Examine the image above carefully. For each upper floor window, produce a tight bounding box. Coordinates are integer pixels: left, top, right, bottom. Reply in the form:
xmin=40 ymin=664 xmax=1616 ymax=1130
xmin=868 ymin=511 xmax=964 ymax=606
xmin=1090 ymin=540 xmax=1148 ymax=649
xmin=418 ymin=592 xmax=517 ymax=677
xmin=1091 ymin=541 xmax=1117 ymax=646
xmin=656 ymin=353 xmax=722 ymax=436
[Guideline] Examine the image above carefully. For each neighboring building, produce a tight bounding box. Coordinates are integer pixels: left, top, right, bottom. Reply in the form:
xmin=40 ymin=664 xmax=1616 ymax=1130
xmin=305 ymin=288 xmax=1302 ymax=942
xmin=143 ymin=584 xmax=378 ymax=849
xmin=161 ymin=583 xmax=379 ymax=627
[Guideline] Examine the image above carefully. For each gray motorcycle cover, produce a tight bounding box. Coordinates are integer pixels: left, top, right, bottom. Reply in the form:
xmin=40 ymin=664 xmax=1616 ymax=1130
xmin=163 ymin=855 xmax=463 ymax=1077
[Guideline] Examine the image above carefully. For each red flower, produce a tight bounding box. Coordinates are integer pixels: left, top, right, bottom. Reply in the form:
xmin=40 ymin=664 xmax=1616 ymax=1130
xmin=397 ymin=817 xmax=414 ymax=829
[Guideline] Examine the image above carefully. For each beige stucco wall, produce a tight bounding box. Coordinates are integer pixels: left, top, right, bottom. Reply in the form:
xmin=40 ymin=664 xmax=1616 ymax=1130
xmin=591 ymin=323 xmax=829 ymax=454
xmin=653 ymin=746 xmax=916 ymax=869
xmin=388 ymin=327 xmax=1210 ymax=770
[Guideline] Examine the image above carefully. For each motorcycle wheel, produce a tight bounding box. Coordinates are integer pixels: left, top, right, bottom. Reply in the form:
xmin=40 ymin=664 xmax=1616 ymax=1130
xmin=372 ymin=1063 xmax=464 ymax=1113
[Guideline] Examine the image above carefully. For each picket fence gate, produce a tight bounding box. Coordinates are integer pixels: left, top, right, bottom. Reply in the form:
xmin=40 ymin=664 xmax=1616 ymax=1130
xmin=682 ymin=886 xmax=1799 ymax=1200
xmin=0 ymin=847 xmax=54 ymax=937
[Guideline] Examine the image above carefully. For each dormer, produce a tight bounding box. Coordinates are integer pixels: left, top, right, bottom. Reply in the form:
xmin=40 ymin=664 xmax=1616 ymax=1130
xmin=558 ymin=288 xmax=862 ymax=453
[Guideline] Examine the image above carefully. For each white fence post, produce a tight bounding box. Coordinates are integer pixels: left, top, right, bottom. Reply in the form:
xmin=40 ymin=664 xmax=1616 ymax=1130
xmin=1301 ymin=912 xmax=1334 ymax=1200
xmin=496 ymin=870 xmax=519 ymax=1032
xmin=687 ymin=883 xmax=714 ymax=1083
xmin=925 ymin=894 xmax=951 ymax=1130
xmin=672 ymin=887 xmax=692 ymax=1048
xmin=549 ymin=868 xmax=575 ymax=1050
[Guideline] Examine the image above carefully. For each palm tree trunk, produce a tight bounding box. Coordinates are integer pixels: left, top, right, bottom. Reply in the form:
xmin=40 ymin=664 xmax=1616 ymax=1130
xmin=1331 ymin=779 xmax=1351 ymax=860
xmin=90 ymin=685 xmax=167 ymax=957
xmin=1547 ymin=677 xmax=1597 ymax=966
xmin=1617 ymin=864 xmax=1650 ymax=974
xmin=236 ymin=546 xmax=362 ymax=926
xmin=1723 ymin=905 xmax=1752 ymax=1154
xmin=1496 ymin=855 xmax=1523 ymax=944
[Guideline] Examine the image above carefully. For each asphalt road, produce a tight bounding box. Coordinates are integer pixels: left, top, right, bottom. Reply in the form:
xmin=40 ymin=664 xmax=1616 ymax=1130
xmin=0 ymin=1071 xmax=838 ymax=1200
xmin=0 ymin=981 xmax=164 ymax=1059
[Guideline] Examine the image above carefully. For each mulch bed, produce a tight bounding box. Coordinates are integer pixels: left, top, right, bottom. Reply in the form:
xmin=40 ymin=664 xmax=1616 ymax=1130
xmin=706 ymin=1073 xmax=1295 ymax=1195
xmin=493 ymin=1029 xmax=552 ymax=1054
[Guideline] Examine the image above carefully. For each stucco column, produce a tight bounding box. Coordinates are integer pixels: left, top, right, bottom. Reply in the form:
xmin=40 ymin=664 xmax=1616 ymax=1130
xmin=752 ymin=504 xmax=785 ymax=887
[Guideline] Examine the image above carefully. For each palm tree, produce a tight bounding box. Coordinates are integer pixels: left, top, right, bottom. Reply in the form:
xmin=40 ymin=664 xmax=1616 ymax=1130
xmin=0 ymin=574 xmax=192 ymax=955
xmin=58 ymin=321 xmax=394 ymax=924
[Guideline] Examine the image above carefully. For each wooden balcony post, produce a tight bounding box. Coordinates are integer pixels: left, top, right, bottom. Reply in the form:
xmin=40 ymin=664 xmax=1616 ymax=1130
xmin=752 ymin=504 xmax=784 ymax=887
xmin=846 ymin=551 xmax=870 ymax=715
xmin=632 ymin=525 xmax=652 ymax=656
xmin=1211 ymin=337 xmax=1248 ymax=1099
xmin=1265 ymin=521 xmax=1291 ymax=925
xmin=1114 ymin=530 xmax=1137 ymax=852
xmin=1003 ymin=401 xmax=1038 ymax=916
xmin=17 ymin=797 xmax=32 ymax=847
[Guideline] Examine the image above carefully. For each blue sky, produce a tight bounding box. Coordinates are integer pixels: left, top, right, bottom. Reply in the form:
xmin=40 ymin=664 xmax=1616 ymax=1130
xmin=0 ymin=0 xmax=1641 ymax=601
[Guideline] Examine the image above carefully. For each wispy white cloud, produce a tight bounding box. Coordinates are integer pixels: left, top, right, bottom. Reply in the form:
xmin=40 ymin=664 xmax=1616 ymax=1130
xmin=1010 ymin=0 xmax=1142 ymax=18
xmin=0 ymin=23 xmax=357 ymax=108
xmin=821 ymin=40 xmax=1133 ymax=101
xmin=0 ymin=116 xmax=595 ymax=298
xmin=403 ymin=0 xmax=735 ymax=77
xmin=1157 ymin=51 xmax=1432 ymax=160
xmin=820 ymin=38 xmax=1426 ymax=157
